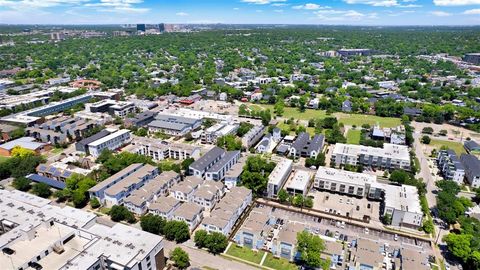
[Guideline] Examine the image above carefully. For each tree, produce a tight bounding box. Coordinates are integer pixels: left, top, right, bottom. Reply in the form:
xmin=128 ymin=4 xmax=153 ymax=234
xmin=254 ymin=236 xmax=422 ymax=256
xmin=163 ymin=220 xmax=190 ymax=243
xmin=421 ymin=135 xmax=431 ymax=144
xmin=181 ymin=158 xmax=195 ymax=173
xmin=216 ymin=134 xmax=242 ymax=151
xmin=296 ymin=231 xmax=327 ymax=268
xmin=12 ymin=177 xmax=31 ymax=191
xmin=382 ymin=213 xmax=392 ymax=225
xmin=110 ymin=205 xmax=135 ymax=223
xmin=274 ymin=101 xmax=284 ymax=116
xmin=194 ymin=229 xmax=208 ymax=248
xmin=278 ymin=189 xmax=289 ymax=203
xmin=32 ymin=182 xmax=52 ymax=198
xmin=236 ymin=122 xmax=253 ymax=137
xmin=10 ymin=146 xmax=36 ymax=158
xmin=89 ymin=197 xmax=100 ymax=209
xmin=170 ymin=247 xmax=190 ymax=269
xmin=421 ymin=127 xmax=434 ymax=134
xmin=140 ymin=214 xmax=166 ymax=235
xmin=205 ymin=232 xmax=228 ymax=254
xmin=443 ymin=233 xmax=472 ymax=261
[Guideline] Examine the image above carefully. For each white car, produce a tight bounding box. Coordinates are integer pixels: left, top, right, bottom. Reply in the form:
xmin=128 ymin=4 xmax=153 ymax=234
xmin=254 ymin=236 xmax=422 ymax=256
xmin=394 ymin=234 xmax=398 ymax=241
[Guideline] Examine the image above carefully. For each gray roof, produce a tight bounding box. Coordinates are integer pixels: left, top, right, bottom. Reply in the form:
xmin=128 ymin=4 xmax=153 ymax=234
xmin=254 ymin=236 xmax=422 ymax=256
xmin=461 ymin=154 xmax=480 ymax=176
xmin=465 ymin=140 xmax=480 ymax=151
xmin=148 ymin=120 xmax=189 ymax=131
xmin=77 ymin=130 xmax=111 ymax=147
xmin=307 ymin=134 xmax=324 ymax=153
xmin=447 ymin=149 xmax=464 ymax=171
xmin=291 ymin=132 xmax=310 ymax=152
xmin=0 ymin=137 xmax=46 ymax=151
xmin=207 ymin=151 xmax=240 ymax=173
xmin=155 ymin=114 xmax=200 ymax=125
xmin=190 ymin=147 xmax=225 ymax=171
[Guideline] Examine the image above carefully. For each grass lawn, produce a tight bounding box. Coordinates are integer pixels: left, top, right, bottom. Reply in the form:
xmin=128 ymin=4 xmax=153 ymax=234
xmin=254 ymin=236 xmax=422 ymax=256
xmin=346 ymin=129 xmax=362 ymax=144
xmin=51 ymin=147 xmax=65 ymax=154
xmin=335 ymin=113 xmax=401 ymax=128
xmin=430 ymin=139 xmax=466 ymax=155
xmin=262 ymin=253 xmax=298 ymax=270
xmin=226 ymin=244 xmax=265 ymax=264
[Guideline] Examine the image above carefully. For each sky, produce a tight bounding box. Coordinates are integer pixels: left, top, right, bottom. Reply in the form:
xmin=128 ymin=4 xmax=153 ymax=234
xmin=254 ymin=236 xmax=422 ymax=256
xmin=0 ymin=0 xmax=480 ymax=25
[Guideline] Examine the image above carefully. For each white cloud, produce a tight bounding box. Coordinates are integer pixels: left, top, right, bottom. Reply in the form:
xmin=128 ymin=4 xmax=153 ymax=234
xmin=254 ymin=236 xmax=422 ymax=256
xmin=343 ymin=0 xmax=399 ymax=7
xmin=241 ymin=0 xmax=286 ymax=4
xmin=176 ymin=12 xmax=189 ymax=16
xmin=434 ymin=0 xmax=480 ymax=6
xmin=464 ymin=8 xmax=480 ymax=14
xmin=312 ymin=8 xmax=378 ymax=21
xmin=274 ymin=9 xmax=283 ymax=12
xmin=0 ymin=0 xmax=89 ymax=10
xmin=84 ymin=0 xmax=149 ymax=13
xmin=271 ymin=3 xmax=288 ymax=6
xmin=293 ymin=3 xmax=323 ymax=10
xmin=233 ymin=7 xmax=240 ymax=10
xmin=430 ymin=10 xmax=452 ymax=16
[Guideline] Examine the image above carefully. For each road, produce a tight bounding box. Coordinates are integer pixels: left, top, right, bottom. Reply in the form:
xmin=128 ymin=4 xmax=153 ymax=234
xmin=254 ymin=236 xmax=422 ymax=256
xmin=164 ymin=240 xmax=258 ymax=270
xmin=413 ymin=132 xmax=438 ymax=211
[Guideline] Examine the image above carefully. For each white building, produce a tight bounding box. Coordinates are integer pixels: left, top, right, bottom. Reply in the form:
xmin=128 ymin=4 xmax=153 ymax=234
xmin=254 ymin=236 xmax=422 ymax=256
xmin=267 ymin=158 xmax=293 ymax=198
xmin=332 ymin=143 xmax=411 ymax=170
xmin=437 ymin=149 xmax=465 ymax=185
xmin=284 ymin=169 xmax=312 ymax=196
xmin=241 ymin=124 xmax=266 ymax=149
xmin=382 ymin=184 xmax=423 ymax=229
xmin=172 ymin=202 xmax=204 ymax=231
xmin=0 ymin=189 xmax=165 ymax=270
xmin=201 ymin=122 xmax=239 ymax=144
xmin=132 ymin=137 xmax=201 ymax=161
xmin=87 ymin=129 xmax=132 ymax=157
xmin=314 ymin=166 xmax=377 ymax=197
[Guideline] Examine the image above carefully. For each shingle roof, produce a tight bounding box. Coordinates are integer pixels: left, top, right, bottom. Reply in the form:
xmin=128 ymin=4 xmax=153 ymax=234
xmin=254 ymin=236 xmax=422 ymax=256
xmin=190 ymin=147 xmax=225 ymax=171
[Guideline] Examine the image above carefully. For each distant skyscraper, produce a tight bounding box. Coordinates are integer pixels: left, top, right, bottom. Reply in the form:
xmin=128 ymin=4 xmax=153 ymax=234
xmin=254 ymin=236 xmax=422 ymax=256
xmin=136 ymin=24 xmax=146 ymax=32
xmin=158 ymin=23 xmax=165 ymax=32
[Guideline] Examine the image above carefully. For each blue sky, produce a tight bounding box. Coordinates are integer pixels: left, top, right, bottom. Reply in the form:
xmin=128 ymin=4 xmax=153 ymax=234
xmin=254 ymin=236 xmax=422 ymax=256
xmin=0 ymin=0 xmax=480 ymax=25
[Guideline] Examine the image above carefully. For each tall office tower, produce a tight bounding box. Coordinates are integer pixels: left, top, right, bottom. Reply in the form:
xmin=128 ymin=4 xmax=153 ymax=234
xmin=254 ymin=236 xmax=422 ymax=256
xmin=136 ymin=24 xmax=146 ymax=32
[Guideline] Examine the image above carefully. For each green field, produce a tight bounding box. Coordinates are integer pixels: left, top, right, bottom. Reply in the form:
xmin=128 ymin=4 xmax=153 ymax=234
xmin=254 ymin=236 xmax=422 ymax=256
xmin=335 ymin=113 xmax=401 ymax=128
xmin=225 ymin=244 xmax=265 ymax=264
xmin=430 ymin=139 xmax=466 ymax=155
xmin=262 ymin=253 xmax=298 ymax=270
xmin=0 ymin=156 xmax=10 ymax=163
xmin=277 ymin=122 xmax=317 ymax=136
xmin=346 ymin=129 xmax=362 ymax=144
xmin=249 ymin=103 xmax=401 ymax=128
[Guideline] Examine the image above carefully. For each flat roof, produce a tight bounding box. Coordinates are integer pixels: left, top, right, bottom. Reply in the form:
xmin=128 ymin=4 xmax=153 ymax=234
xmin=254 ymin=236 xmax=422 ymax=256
xmin=333 ymin=143 xmax=410 ymax=161
xmin=88 ymin=129 xmax=130 ymax=147
xmin=268 ymin=158 xmax=293 ymax=186
xmin=315 ymin=166 xmax=377 ymax=186
xmin=284 ymin=169 xmax=312 ymax=192
xmin=0 ymin=136 xmax=47 ymax=151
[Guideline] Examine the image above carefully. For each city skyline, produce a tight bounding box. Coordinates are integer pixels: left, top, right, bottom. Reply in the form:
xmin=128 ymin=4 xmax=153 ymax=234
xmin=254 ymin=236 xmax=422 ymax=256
xmin=0 ymin=0 xmax=480 ymax=25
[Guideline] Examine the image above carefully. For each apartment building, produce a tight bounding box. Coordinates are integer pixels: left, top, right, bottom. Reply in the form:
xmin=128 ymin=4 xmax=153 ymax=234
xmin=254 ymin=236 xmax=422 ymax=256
xmin=205 ymin=150 xmax=241 ymax=181
xmin=170 ymin=176 xmax=204 ymax=202
xmin=284 ymin=169 xmax=312 ymax=196
xmin=123 ymin=171 xmax=180 ymax=214
xmin=288 ymin=133 xmax=324 ymax=159
xmin=86 ymin=99 xmax=135 ymax=118
xmin=267 ymin=158 xmax=293 ymax=198
xmin=0 ymin=189 xmax=165 ymax=270
xmin=148 ymin=114 xmax=202 ymax=137
xmin=149 ymin=196 xmax=182 ymax=220
xmin=87 ymin=129 xmax=132 ymax=157
xmin=124 ymin=111 xmax=158 ymax=127
xmin=332 ymin=143 xmax=411 ymax=170
xmin=460 ymin=154 xmax=480 ymax=188
xmin=132 ymin=136 xmax=201 ymax=161
xmin=437 ymin=149 xmax=465 ymax=185
xmin=192 ymin=180 xmax=225 ymax=211
xmin=88 ymin=163 xmax=145 ymax=204
xmin=234 ymin=207 xmax=271 ymax=248
xmin=103 ymin=164 xmax=158 ymax=207
xmin=189 ymin=146 xmax=228 ymax=178
xmin=172 ymin=202 xmax=204 ymax=231
xmin=201 ymin=122 xmax=239 ymax=144
xmin=241 ymin=124 xmax=266 ymax=149
xmin=314 ymin=166 xmax=423 ymax=229
xmin=75 ymin=129 xmax=112 ymax=154
xmin=26 ymin=116 xmax=99 ymax=144
xmin=200 ymin=186 xmax=252 ymax=236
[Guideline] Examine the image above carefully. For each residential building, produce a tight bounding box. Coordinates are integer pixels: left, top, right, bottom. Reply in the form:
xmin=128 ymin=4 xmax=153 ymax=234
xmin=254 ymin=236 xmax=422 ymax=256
xmin=124 ymin=111 xmax=158 ymax=127
xmin=149 ymin=196 xmax=182 ymax=220
xmin=170 ymin=176 xmax=204 ymax=202
xmin=284 ymin=169 xmax=312 ymax=196
xmin=0 ymin=137 xmax=50 ymax=157
xmin=201 ymin=122 xmax=239 ymax=144
xmin=267 ymin=158 xmax=293 ymax=198
xmin=123 ymin=171 xmax=180 ymax=214
xmin=172 ymin=202 xmax=204 ymax=231
xmin=75 ymin=129 xmax=111 ymax=154
xmin=224 ymin=156 xmax=246 ymax=188
xmin=234 ymin=207 xmax=271 ymax=248
xmin=26 ymin=116 xmax=99 ymax=144
xmin=460 ymin=154 xmax=480 ymax=188
xmin=437 ymin=149 xmax=465 ymax=185
xmin=272 ymin=222 xmax=305 ymax=261
xmin=132 ymin=136 xmax=201 ymax=161
xmin=35 ymin=162 xmax=90 ymax=186
xmin=205 ymin=150 xmax=241 ymax=181
xmin=464 ymin=140 xmax=480 ymax=154
xmin=289 ymin=133 xmax=324 ymax=159
xmin=314 ymin=166 xmax=423 ymax=228
xmin=148 ymin=114 xmax=202 ymax=137
xmin=88 ymin=163 xmax=144 ymax=204
xmin=103 ymin=164 xmax=159 ymax=207
xmin=342 ymin=100 xmax=352 ymax=112
xmin=0 ymin=189 xmax=165 ymax=270
xmin=86 ymin=99 xmax=135 ymax=118
xmin=463 ymin=53 xmax=480 ymax=65
xmin=241 ymin=125 xmax=265 ymax=149
xmin=332 ymin=143 xmax=411 ymax=170
xmin=192 ymin=180 xmax=225 ymax=211
xmin=202 ymin=186 xmax=252 ymax=236
xmin=87 ymin=129 xmax=132 ymax=157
